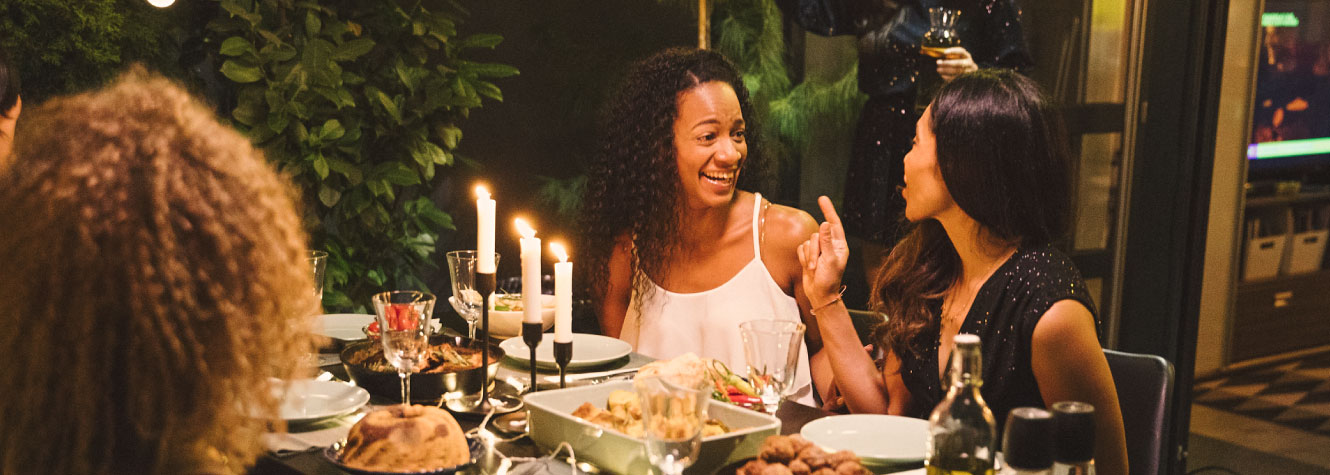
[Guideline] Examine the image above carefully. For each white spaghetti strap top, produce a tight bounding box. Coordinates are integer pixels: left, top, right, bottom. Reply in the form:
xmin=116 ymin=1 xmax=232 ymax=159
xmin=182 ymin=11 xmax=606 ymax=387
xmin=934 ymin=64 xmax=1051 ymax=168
xmin=621 ymin=193 xmax=814 ymax=405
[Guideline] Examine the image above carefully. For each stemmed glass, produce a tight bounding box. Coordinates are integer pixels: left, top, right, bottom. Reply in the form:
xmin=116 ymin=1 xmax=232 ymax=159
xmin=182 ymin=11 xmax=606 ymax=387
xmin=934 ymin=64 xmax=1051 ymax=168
xmin=635 ymin=375 xmax=712 ymax=475
xmin=739 ymin=320 xmax=806 ymax=413
xmin=371 ymin=291 xmax=436 ymax=404
xmin=447 ymin=250 xmax=500 ymax=340
xmin=306 ymin=250 xmax=328 ymax=312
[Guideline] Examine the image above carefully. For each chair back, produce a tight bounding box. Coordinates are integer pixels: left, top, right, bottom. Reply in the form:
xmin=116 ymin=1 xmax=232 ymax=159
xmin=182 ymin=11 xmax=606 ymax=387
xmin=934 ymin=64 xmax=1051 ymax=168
xmin=847 ymin=309 xmax=886 ymax=346
xmin=1104 ymin=349 xmax=1175 ymax=475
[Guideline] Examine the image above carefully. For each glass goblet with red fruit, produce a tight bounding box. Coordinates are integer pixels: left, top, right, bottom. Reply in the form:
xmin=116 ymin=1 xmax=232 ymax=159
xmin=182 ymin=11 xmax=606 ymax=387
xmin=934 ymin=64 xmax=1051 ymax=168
xmin=370 ymin=291 xmax=436 ymax=404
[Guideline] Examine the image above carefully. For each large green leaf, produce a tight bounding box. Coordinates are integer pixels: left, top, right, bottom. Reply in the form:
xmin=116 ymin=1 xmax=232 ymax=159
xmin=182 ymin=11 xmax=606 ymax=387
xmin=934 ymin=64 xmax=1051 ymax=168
xmin=332 ymin=38 xmax=375 ymax=61
xmin=220 ymin=36 xmax=256 ymax=57
xmin=220 ymin=60 xmax=263 ymax=83
xmin=459 ymin=34 xmax=502 ymax=49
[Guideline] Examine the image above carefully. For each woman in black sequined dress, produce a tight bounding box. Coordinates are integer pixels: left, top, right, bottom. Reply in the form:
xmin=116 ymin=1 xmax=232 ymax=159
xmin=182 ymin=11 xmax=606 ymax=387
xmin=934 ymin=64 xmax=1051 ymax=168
xmin=795 ymin=70 xmax=1127 ymax=475
xmin=777 ymin=0 xmax=1033 ymax=245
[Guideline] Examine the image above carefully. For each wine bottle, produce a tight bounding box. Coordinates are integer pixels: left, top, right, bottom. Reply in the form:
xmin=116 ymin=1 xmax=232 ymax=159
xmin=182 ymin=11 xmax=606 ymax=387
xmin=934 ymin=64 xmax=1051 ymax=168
xmin=999 ymin=407 xmax=1055 ymax=475
xmin=926 ymin=334 xmax=996 ymax=475
xmin=1051 ymin=401 xmax=1096 ymax=475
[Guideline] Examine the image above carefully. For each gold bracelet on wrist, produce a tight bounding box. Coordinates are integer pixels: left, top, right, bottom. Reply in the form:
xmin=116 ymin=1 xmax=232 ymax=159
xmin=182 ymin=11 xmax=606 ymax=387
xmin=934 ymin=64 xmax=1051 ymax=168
xmin=811 ymin=285 xmax=847 ymax=316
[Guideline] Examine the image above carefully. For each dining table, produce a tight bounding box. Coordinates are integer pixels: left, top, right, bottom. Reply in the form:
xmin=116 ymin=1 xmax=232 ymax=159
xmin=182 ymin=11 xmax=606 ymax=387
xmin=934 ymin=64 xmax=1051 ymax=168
xmin=252 ymin=325 xmax=927 ymax=475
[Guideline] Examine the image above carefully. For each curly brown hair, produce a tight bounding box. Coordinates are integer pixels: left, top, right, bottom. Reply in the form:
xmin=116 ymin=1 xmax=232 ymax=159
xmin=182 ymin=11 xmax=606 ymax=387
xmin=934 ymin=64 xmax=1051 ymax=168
xmin=0 ymin=67 xmax=319 ymax=474
xmin=578 ymin=48 xmax=767 ymax=307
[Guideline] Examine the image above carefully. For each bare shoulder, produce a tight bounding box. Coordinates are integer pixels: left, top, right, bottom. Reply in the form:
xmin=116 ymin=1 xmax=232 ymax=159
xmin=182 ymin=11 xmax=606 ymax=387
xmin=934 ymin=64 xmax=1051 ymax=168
xmin=762 ymin=202 xmax=818 ymax=248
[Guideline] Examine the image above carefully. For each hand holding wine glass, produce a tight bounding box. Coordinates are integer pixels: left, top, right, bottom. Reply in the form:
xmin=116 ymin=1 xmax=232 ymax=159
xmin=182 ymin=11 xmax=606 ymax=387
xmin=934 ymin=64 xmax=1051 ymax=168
xmin=371 ymin=290 xmax=436 ymax=404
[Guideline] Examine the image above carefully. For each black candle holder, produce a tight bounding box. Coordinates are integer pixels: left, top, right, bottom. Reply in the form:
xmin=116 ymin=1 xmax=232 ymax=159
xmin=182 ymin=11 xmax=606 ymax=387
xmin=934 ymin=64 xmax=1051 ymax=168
xmin=475 ymin=272 xmax=496 ymax=411
xmin=522 ymin=321 xmax=542 ymax=392
xmin=553 ymin=340 xmax=573 ymax=388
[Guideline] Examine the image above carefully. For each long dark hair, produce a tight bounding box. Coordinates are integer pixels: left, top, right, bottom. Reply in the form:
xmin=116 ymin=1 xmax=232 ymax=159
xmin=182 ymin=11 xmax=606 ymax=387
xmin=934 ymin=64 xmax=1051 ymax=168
xmin=871 ymin=69 xmax=1071 ymax=358
xmin=579 ymin=47 xmax=766 ymax=306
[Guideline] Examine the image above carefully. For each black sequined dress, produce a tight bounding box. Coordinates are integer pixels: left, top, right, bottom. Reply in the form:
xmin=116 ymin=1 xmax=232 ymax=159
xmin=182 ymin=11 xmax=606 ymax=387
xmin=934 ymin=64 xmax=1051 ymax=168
xmin=777 ymin=0 xmax=1034 ymax=242
xmin=896 ymin=244 xmax=1098 ymax=437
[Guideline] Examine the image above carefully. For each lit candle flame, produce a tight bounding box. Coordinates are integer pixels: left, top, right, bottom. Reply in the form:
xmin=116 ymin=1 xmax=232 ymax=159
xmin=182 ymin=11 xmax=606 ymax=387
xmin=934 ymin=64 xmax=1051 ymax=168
xmin=550 ymin=242 xmax=569 ymax=262
xmin=475 ymin=185 xmax=490 ymax=200
xmin=514 ymin=218 xmax=537 ymax=239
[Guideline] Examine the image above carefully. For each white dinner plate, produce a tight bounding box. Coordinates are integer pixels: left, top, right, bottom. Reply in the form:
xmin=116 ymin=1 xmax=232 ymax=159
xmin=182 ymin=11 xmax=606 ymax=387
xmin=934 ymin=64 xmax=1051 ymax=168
xmin=800 ymin=414 xmax=929 ymax=464
xmin=316 ymin=313 xmax=375 ymax=341
xmin=499 ymin=333 xmax=633 ymax=370
xmin=275 ymin=379 xmax=370 ymax=425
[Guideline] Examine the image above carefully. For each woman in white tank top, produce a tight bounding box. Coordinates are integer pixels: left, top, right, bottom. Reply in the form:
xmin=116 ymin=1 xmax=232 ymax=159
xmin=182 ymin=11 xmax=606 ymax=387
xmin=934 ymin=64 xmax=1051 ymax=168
xmin=579 ymin=49 xmax=828 ymax=406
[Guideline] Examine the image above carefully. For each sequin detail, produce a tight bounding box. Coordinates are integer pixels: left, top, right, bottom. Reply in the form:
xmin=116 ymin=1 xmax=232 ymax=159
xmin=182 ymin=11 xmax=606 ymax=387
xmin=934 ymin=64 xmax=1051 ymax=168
xmin=896 ymin=244 xmax=1099 ymax=439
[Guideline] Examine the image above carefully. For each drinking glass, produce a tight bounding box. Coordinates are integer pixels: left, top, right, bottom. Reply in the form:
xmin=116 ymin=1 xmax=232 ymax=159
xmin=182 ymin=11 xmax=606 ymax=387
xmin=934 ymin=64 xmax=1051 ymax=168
xmin=307 ymin=250 xmax=328 ymax=312
xmin=446 ymin=250 xmax=500 ymax=340
xmin=371 ymin=290 xmax=436 ymax=404
xmin=634 ymin=375 xmax=711 ymax=475
xmin=739 ymin=320 xmax=806 ymax=413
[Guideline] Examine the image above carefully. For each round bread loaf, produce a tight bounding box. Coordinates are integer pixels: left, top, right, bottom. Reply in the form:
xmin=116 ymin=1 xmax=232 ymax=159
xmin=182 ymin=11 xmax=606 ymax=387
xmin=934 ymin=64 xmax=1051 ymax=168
xmin=341 ymin=404 xmax=470 ymax=471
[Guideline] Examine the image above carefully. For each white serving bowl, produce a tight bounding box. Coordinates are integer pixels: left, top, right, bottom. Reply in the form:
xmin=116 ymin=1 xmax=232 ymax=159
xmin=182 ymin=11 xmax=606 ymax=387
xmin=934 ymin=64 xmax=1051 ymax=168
xmin=485 ymin=293 xmax=555 ymax=338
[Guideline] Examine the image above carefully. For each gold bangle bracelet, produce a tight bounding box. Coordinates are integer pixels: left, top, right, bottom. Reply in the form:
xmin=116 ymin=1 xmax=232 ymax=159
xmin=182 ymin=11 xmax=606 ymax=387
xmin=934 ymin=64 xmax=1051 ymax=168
xmin=810 ymin=285 xmax=847 ymax=316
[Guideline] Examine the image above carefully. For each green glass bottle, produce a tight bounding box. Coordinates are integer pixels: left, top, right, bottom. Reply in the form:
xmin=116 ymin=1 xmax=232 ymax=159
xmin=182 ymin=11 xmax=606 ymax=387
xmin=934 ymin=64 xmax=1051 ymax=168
xmin=926 ymin=334 xmax=997 ymax=475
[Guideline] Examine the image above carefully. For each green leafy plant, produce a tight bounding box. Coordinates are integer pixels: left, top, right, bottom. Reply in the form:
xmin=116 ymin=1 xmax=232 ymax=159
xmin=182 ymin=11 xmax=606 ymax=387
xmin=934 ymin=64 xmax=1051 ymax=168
xmin=207 ymin=0 xmax=516 ymax=311
xmin=0 ymin=0 xmax=178 ymax=103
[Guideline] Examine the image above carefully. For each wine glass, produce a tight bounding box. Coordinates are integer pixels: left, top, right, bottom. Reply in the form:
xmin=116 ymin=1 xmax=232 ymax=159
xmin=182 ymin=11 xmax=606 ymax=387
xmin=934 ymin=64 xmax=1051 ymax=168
xmin=306 ymin=250 xmax=328 ymax=312
xmin=739 ymin=320 xmax=806 ymax=413
xmin=634 ymin=375 xmax=711 ymax=475
xmin=446 ymin=250 xmax=500 ymax=340
xmin=371 ymin=290 xmax=436 ymax=404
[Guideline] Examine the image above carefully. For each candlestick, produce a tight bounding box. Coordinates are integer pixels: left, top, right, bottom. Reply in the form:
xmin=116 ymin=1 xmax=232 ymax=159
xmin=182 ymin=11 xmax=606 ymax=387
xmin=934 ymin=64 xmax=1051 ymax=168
xmin=475 ymin=186 xmax=495 ymax=274
xmin=554 ymin=340 xmax=572 ymax=388
xmin=551 ymin=243 xmax=572 ymax=343
xmin=515 ymin=218 xmax=542 ymax=392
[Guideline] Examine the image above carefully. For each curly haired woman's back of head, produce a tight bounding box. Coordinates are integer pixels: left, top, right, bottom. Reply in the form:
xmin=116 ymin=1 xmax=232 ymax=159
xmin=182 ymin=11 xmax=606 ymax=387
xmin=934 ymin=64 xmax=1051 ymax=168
xmin=0 ymin=66 xmax=318 ymax=474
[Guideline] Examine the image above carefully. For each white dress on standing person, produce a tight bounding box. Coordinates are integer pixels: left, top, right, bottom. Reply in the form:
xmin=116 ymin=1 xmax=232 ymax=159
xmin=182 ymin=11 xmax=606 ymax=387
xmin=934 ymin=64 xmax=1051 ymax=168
xmin=620 ymin=193 xmax=815 ymax=405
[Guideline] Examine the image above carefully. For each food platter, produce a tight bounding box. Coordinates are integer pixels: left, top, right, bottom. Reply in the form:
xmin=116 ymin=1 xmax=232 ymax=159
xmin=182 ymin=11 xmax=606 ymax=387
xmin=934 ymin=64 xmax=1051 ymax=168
xmin=322 ymin=438 xmax=483 ymax=475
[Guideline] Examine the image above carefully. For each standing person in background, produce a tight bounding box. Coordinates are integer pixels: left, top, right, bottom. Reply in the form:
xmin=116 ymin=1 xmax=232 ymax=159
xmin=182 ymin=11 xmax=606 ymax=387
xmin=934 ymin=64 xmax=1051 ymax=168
xmin=0 ymin=48 xmax=20 ymax=163
xmin=776 ymin=0 xmax=1033 ymax=306
xmin=580 ymin=48 xmax=827 ymax=404
xmin=0 ymin=67 xmax=319 ymax=474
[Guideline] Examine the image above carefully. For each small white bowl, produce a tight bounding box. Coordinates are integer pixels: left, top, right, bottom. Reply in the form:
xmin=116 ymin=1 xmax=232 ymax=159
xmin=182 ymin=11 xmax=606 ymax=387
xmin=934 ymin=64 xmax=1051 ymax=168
xmin=486 ymin=294 xmax=555 ymax=338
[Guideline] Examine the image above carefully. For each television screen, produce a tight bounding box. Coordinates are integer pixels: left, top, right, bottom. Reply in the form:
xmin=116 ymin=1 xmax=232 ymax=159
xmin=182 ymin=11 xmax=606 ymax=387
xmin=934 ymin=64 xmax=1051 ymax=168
xmin=1248 ymin=2 xmax=1330 ymax=181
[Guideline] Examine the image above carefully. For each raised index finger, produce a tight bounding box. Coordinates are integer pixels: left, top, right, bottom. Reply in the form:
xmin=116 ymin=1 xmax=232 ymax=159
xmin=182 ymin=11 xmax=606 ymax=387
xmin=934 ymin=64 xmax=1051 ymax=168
xmin=817 ymin=195 xmax=844 ymax=230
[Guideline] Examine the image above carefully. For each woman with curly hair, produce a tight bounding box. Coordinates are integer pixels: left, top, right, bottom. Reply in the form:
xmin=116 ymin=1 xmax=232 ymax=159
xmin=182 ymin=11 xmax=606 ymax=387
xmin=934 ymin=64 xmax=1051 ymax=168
xmin=0 ymin=67 xmax=319 ymax=474
xmin=798 ymin=69 xmax=1127 ymax=474
xmin=580 ymin=48 xmax=826 ymax=404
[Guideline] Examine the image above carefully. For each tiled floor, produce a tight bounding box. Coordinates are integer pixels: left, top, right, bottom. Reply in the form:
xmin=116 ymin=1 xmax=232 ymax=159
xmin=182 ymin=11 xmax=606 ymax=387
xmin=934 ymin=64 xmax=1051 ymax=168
xmin=1189 ymin=350 xmax=1330 ymax=473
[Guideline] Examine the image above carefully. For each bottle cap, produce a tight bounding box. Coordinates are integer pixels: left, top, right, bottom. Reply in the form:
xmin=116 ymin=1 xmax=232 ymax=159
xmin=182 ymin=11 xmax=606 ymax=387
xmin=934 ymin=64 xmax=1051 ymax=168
xmin=1052 ymin=401 xmax=1096 ymax=463
xmin=1003 ymin=407 xmax=1054 ymax=470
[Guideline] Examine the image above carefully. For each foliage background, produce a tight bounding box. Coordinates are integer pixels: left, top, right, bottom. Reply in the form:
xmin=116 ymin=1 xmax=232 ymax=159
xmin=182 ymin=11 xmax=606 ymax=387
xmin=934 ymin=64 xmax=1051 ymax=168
xmin=205 ymin=0 xmax=516 ymax=311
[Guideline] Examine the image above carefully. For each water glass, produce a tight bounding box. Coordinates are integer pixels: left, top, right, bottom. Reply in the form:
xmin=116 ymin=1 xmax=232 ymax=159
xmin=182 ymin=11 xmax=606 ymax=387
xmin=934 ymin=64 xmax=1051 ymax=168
xmin=739 ymin=320 xmax=805 ymax=413
xmin=447 ymin=250 xmax=500 ymax=340
xmin=307 ymin=250 xmax=328 ymax=312
xmin=635 ymin=375 xmax=711 ymax=475
xmin=371 ymin=290 xmax=436 ymax=404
